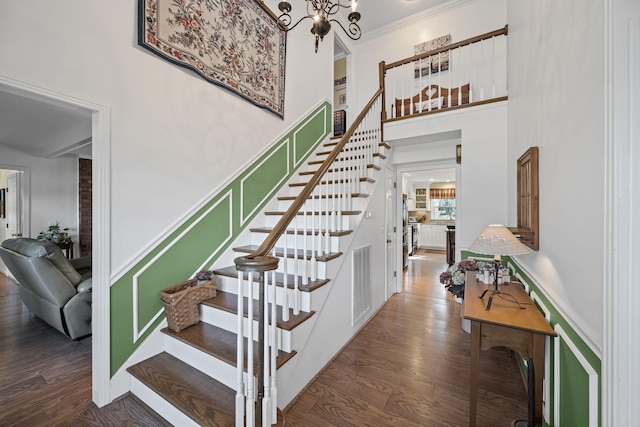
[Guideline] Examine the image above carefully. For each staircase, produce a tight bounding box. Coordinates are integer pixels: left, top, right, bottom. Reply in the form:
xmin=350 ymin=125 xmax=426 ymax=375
xmin=126 ymin=91 xmax=387 ymax=426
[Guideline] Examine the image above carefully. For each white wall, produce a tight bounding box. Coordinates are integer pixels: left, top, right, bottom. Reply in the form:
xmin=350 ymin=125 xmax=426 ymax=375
xmin=277 ymin=157 xmax=389 ymax=406
xmin=0 ymin=149 xmax=78 ymax=245
xmin=507 ymin=0 xmax=604 ymax=350
xmin=0 ymin=1 xmax=334 ymax=272
xmin=387 ymin=103 xmax=509 ymax=251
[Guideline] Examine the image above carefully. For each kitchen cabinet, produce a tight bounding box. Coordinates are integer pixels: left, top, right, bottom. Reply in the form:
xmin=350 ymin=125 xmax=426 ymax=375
xmin=432 ymin=226 xmax=447 ymax=248
xmin=415 ymin=188 xmax=427 ymax=209
xmin=419 ymin=224 xmax=448 ymax=249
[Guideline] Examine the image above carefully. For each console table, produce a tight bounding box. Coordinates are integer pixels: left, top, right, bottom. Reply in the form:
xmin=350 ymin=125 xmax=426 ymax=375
xmin=463 ymin=271 xmax=555 ymax=426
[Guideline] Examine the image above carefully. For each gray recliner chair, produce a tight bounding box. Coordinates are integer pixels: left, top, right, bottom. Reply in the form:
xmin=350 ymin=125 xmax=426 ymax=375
xmin=0 ymin=238 xmax=92 ymax=339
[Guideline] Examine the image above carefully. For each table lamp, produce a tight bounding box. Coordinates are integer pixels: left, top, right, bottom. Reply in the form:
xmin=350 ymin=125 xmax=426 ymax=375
xmin=468 ymin=224 xmax=530 ymax=311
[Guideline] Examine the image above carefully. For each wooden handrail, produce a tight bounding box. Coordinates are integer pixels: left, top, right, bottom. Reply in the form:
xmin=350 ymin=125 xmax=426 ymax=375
xmin=383 ymin=25 xmax=508 ymax=71
xmin=235 ymin=88 xmax=383 ymax=267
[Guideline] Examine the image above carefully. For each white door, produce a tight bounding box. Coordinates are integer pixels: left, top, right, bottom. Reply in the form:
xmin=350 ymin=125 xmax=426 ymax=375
xmin=6 ymin=172 xmax=22 ymax=239
xmin=385 ymin=168 xmax=396 ymax=299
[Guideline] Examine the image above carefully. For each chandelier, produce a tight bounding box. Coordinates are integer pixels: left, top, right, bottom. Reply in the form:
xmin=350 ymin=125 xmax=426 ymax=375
xmin=277 ymin=1 xmax=362 ymax=53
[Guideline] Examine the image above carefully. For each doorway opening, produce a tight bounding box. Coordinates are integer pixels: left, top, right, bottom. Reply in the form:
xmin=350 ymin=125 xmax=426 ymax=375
xmin=333 ymin=35 xmax=350 ymax=136
xmin=0 ymin=75 xmax=111 ymax=408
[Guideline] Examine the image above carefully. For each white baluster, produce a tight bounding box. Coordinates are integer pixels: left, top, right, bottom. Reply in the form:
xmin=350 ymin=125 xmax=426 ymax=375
xmin=418 ymin=57 xmax=423 ymax=112
xmin=337 ymin=159 xmax=343 ymax=233
xmin=262 ymin=273 xmax=271 ymax=425
xmin=293 ymin=209 xmax=300 ymax=315
xmin=492 ymin=35 xmax=496 ymax=98
xmin=458 ymin=46 xmax=462 ymax=106
xmin=480 ymin=38 xmax=485 ymax=101
xmin=469 ymin=43 xmax=473 ymax=103
xmin=236 ymin=271 xmax=245 ymax=427
xmin=438 ymin=49 xmax=441 ymax=106
xmin=302 ymin=199 xmax=308 ymax=285
xmin=428 ymin=54 xmax=432 ymax=111
xmin=448 ymin=48 xmax=452 ymax=107
xmin=245 ymin=273 xmax=254 ymax=427
xmin=324 ymin=173 xmax=330 ymax=255
xmin=310 ymin=186 xmax=317 ymax=282
xmin=392 ymin=67 xmax=396 ymax=118
xmin=269 ymin=265 xmax=278 ymax=425
xmin=330 ymin=164 xmax=336 ymax=232
xmin=407 ymin=63 xmax=413 ymax=115
xmin=281 ymin=232 xmax=289 ymax=322
xmin=401 ymin=63 xmax=405 ymax=117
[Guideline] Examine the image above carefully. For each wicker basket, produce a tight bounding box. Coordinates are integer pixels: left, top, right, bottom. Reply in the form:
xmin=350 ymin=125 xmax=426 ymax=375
xmin=160 ymin=278 xmax=217 ymax=332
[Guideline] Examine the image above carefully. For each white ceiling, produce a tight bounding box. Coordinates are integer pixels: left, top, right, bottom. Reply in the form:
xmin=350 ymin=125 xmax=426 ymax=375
xmin=0 ymin=83 xmax=92 ymax=159
xmin=0 ymin=0 xmax=452 ymax=160
xmin=347 ymin=0 xmax=452 ymax=35
xmin=404 ymin=168 xmax=456 ymax=186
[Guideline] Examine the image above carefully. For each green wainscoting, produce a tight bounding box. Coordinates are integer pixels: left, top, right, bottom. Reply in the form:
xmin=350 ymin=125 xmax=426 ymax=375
xmin=461 ymin=251 xmax=601 ymax=427
xmin=110 ymin=102 xmax=331 ymax=376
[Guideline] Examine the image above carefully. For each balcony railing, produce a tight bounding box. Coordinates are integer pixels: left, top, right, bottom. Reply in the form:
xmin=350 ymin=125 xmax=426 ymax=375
xmin=380 ymin=26 xmax=509 ymax=122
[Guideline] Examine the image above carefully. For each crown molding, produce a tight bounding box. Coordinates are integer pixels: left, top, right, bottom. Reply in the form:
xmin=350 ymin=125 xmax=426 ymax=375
xmin=360 ymin=0 xmax=474 ymax=42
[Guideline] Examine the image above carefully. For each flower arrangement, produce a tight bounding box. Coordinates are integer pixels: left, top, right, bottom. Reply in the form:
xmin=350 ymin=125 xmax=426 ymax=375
xmin=37 ymin=222 xmax=73 ymax=245
xmin=440 ymin=259 xmax=478 ymax=298
xmin=194 ymin=270 xmax=213 ymax=283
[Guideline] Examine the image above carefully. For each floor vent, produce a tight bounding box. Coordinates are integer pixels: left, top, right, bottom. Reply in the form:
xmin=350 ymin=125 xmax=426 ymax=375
xmin=352 ymin=245 xmax=372 ymax=325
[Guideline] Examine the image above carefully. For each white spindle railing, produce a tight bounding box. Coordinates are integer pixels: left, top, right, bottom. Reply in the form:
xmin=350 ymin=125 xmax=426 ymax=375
xmin=382 ymin=26 xmax=508 ymax=120
xmin=234 ymin=89 xmax=383 ymax=426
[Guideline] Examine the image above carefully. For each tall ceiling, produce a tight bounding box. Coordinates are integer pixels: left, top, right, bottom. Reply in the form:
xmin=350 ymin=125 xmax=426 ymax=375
xmin=0 ymin=0 xmax=452 ymax=160
xmin=348 ymin=0 xmax=452 ymax=35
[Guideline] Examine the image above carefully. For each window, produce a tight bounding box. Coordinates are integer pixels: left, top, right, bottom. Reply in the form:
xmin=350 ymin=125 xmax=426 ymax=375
xmin=431 ymin=198 xmax=456 ymax=220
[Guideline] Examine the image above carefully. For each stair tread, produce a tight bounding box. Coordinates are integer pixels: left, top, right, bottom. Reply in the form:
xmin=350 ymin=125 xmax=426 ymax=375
xmin=233 ymin=244 xmax=342 ymax=262
xmin=201 ymin=289 xmax=315 ymax=331
xmin=325 ymin=140 xmax=388 ymax=148
xmin=308 ymin=152 xmax=386 ymax=164
xmin=289 ymin=177 xmax=375 ymax=187
xmin=300 ymin=164 xmax=381 ymax=175
xmin=214 ymin=265 xmax=330 ymax=292
xmin=264 ymin=210 xmax=360 ymax=216
xmin=249 ymin=227 xmax=352 ymax=237
xmin=161 ymin=322 xmax=297 ymax=370
xmin=277 ymin=193 xmax=368 ymax=200
xmin=127 ymin=352 xmax=235 ymax=427
xmin=317 ymin=148 xmax=387 ymax=156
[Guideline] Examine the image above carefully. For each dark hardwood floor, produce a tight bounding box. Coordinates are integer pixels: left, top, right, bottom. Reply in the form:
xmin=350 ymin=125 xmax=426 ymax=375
xmin=0 ymin=273 xmax=168 ymax=426
xmin=0 ymin=250 xmax=527 ymax=426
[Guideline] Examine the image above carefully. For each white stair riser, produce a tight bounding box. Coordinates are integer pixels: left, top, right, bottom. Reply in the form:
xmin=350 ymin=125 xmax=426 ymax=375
xmin=299 ymin=168 xmax=376 ymax=181
xmin=252 ymin=233 xmax=341 ymax=253
xmin=289 ymin=180 xmax=374 ymax=194
xmin=165 ymin=335 xmax=238 ymax=390
xmin=265 ymin=214 xmax=353 ymax=230
xmin=130 ymin=377 xmax=200 ymax=427
xmin=276 ymin=198 xmax=366 ymax=213
xmin=200 ymin=304 xmax=294 ymax=353
xmin=224 ymin=257 xmax=329 ymax=280
xmin=214 ymin=275 xmax=312 ymax=312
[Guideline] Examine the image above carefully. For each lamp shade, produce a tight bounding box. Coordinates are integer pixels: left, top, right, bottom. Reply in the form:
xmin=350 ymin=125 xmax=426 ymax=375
xmin=468 ymin=224 xmax=530 ymax=256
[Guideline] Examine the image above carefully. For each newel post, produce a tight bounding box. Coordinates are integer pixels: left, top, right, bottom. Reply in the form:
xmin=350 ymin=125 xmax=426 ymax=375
xmin=234 ymin=255 xmax=279 ymax=426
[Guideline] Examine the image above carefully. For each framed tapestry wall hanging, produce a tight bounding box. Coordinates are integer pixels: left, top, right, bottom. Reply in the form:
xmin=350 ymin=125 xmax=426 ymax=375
xmin=138 ymin=0 xmax=287 ymax=118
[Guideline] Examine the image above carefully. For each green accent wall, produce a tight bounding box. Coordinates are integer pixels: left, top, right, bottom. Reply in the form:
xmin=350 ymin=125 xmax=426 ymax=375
xmin=461 ymin=251 xmax=602 ymax=427
xmin=110 ymin=102 xmax=331 ymax=376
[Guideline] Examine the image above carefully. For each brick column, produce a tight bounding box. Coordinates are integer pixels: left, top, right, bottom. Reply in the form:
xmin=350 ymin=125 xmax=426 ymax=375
xmin=78 ymin=159 xmax=92 ymax=257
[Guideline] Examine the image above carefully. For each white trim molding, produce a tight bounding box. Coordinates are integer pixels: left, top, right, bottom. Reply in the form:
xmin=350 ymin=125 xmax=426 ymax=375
xmin=0 ymin=74 xmax=113 ymax=408
xmin=603 ymin=0 xmax=640 ymax=425
xmin=530 ymin=291 xmax=552 ymax=424
xmin=554 ymin=324 xmax=599 ymax=427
